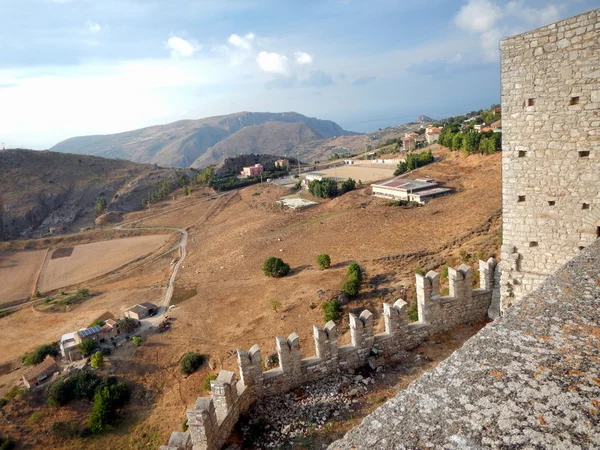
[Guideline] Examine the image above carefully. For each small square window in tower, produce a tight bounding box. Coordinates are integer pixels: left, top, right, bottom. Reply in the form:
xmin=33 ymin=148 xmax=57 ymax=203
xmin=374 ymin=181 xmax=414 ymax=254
xmin=570 ymin=96 xmax=580 ymax=105
xmin=582 ymin=203 xmax=590 ymax=210
xmin=518 ymin=151 xmax=527 ymax=157
xmin=518 ymin=195 xmax=526 ymax=203
xmin=579 ymin=151 xmax=590 ymax=158
xmin=527 ymin=98 xmax=535 ymax=107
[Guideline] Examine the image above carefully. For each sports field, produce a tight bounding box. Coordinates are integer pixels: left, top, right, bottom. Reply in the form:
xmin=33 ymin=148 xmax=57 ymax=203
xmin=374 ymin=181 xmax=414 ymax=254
xmin=304 ymin=164 xmax=395 ymax=183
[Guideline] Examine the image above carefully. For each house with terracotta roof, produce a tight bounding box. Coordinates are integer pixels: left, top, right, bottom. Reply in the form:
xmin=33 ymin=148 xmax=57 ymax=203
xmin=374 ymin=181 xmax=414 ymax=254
xmin=22 ymin=356 xmax=58 ymax=389
xmin=425 ymin=126 xmax=443 ymax=144
xmin=241 ymin=164 xmax=263 ymax=177
xmin=402 ymin=132 xmax=418 ymax=151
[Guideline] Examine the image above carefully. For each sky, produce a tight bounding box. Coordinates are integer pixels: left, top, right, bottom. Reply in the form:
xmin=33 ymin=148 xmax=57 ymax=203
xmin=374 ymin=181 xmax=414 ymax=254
xmin=0 ymin=0 xmax=596 ymax=149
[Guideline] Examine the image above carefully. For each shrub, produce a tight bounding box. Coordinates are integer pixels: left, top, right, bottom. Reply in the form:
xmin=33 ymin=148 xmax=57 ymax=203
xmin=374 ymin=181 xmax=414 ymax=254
xmin=0 ymin=436 xmax=14 ymax=450
xmin=88 ymin=319 xmax=104 ymax=328
xmin=262 ymin=257 xmax=291 ymax=278
xmin=408 ymin=304 xmax=419 ymax=322
xmin=347 ymin=263 xmax=362 ymax=281
xmin=77 ymin=339 xmax=98 ymax=356
xmin=27 ymin=411 xmax=44 ymax=426
xmin=180 ymin=352 xmax=205 ymax=375
xmin=4 ymin=386 xmax=26 ymax=401
xmin=414 ymin=267 xmax=427 ymax=276
xmin=322 ymin=299 xmax=343 ymax=322
xmin=0 ymin=399 xmax=7 ymax=409
xmin=34 ymin=290 xmax=41 ymax=298
xmin=264 ymin=353 xmax=279 ymax=370
xmin=22 ymin=342 xmax=59 ymax=366
xmin=316 ymin=253 xmax=331 ymax=270
xmin=269 ymin=299 xmax=281 ymax=313
xmin=441 ymin=264 xmax=449 ymax=280
xmin=95 ymin=197 xmax=107 ymax=212
xmin=90 ymin=352 xmax=104 ymax=369
xmin=342 ymin=278 xmax=360 ymax=298
xmin=203 ymin=374 xmax=218 ymax=392
xmin=51 ymin=421 xmax=80 ymax=438
xmin=132 ymin=336 xmax=142 ymax=346
xmin=43 ymin=297 xmax=53 ymax=304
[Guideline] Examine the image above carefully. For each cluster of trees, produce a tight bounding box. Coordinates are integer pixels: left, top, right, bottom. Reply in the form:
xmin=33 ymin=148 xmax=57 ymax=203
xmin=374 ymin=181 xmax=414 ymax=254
xmin=262 ymin=257 xmax=291 ymax=278
xmin=438 ymin=125 xmax=501 ymax=155
xmin=196 ymin=163 xmax=290 ymax=192
xmin=46 ymin=371 xmax=130 ymax=434
xmin=180 ymin=352 xmax=205 ymax=375
xmin=308 ymin=179 xmax=338 ymax=198
xmin=308 ymin=178 xmax=356 ymax=199
xmin=342 ymin=263 xmax=362 ymax=298
xmin=321 ymin=299 xmax=342 ymax=322
xmin=142 ymin=180 xmax=173 ymax=208
xmin=437 ymin=104 xmax=500 ymax=127
xmin=22 ymin=342 xmax=59 ymax=366
xmin=394 ymin=149 xmax=434 ymax=176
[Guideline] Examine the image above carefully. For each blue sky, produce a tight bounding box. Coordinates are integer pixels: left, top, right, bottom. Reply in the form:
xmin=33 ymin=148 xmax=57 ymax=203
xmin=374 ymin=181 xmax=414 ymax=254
xmin=0 ymin=0 xmax=596 ymax=149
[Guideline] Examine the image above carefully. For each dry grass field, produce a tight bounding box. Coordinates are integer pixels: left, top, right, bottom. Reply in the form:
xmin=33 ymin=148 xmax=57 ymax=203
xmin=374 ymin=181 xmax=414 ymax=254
xmin=36 ymin=234 xmax=171 ymax=292
xmin=304 ymin=163 xmax=396 ymax=183
xmin=0 ymin=250 xmax=47 ymax=305
xmin=0 ymin=146 xmax=502 ymax=449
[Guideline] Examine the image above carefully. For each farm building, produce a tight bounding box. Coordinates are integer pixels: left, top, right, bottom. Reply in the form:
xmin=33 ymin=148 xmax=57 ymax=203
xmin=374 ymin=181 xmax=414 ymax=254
xmin=372 ymin=178 xmax=451 ymax=204
xmin=59 ymin=332 xmax=82 ymax=362
xmin=22 ymin=356 xmax=58 ymax=389
xmin=101 ymin=319 xmax=120 ymax=339
xmin=125 ymin=302 xmax=158 ymax=320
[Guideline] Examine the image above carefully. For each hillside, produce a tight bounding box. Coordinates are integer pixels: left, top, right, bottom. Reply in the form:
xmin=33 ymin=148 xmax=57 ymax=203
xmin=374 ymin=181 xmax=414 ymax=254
xmin=51 ymin=112 xmax=355 ymax=168
xmin=0 ymin=149 xmax=192 ymax=239
xmin=190 ymin=122 xmax=322 ymax=168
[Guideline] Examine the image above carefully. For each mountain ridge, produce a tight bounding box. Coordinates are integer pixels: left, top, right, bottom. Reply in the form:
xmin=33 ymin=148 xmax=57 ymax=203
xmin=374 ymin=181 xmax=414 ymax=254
xmin=50 ymin=111 xmax=357 ymax=168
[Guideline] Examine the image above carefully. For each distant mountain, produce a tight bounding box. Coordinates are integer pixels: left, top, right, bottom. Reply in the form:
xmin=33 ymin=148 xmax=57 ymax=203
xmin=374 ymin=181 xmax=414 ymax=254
xmin=50 ymin=112 xmax=356 ymax=168
xmin=0 ymin=149 xmax=191 ymax=239
xmin=416 ymin=115 xmax=434 ymax=123
xmin=190 ymin=122 xmax=322 ymax=168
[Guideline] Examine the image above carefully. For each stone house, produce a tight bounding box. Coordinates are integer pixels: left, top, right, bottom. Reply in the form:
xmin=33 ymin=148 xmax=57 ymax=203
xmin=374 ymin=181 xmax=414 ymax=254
xmin=22 ymin=356 xmax=58 ymax=389
xmin=125 ymin=302 xmax=158 ymax=320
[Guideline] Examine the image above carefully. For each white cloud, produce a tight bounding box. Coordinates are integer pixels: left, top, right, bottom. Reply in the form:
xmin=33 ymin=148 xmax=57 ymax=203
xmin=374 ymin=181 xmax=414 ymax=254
xmin=228 ymin=33 xmax=255 ymax=50
xmin=166 ymin=36 xmax=200 ymax=58
xmin=86 ymin=21 xmax=101 ymax=33
xmin=454 ymin=0 xmax=566 ymax=62
xmin=294 ymin=51 xmax=313 ymax=65
xmin=256 ymin=51 xmax=292 ymax=76
xmin=454 ymin=0 xmax=502 ymax=33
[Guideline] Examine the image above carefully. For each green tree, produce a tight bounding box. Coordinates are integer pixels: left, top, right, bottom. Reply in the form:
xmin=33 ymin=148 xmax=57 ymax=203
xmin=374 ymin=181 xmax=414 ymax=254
xmin=308 ymin=179 xmax=338 ymax=198
xmin=340 ymin=178 xmax=356 ymax=194
xmin=394 ymin=161 xmax=408 ymax=176
xmin=462 ymin=132 xmax=481 ymax=154
xmin=197 ymin=167 xmax=215 ymax=186
xmin=77 ymin=339 xmax=97 ymax=356
xmin=90 ymin=352 xmax=104 ymax=369
xmin=117 ymin=317 xmax=138 ymax=334
xmin=452 ymin=133 xmax=464 ymax=151
xmin=347 ymin=262 xmax=362 ymax=281
xmin=321 ymin=299 xmax=343 ymax=322
xmin=180 ymin=352 xmax=205 ymax=375
xmin=95 ymin=197 xmax=107 ymax=213
xmin=132 ymin=336 xmax=142 ymax=346
xmin=178 ymin=174 xmax=189 ymax=187
xmin=88 ymin=387 xmax=113 ymax=433
xmin=316 ymin=253 xmax=331 ymax=270
xmin=342 ymin=278 xmax=360 ymax=297
xmin=262 ymin=257 xmax=291 ymax=278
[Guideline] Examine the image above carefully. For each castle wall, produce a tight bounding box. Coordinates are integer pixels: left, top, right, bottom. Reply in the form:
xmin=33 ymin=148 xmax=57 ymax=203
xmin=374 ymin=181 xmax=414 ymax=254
xmin=499 ymin=9 xmax=600 ymax=310
xmin=160 ymin=258 xmax=497 ymax=450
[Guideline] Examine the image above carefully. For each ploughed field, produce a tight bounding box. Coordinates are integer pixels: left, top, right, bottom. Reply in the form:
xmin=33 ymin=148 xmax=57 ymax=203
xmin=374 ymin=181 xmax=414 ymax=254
xmin=36 ymin=234 xmax=170 ymax=292
xmin=0 ymin=250 xmax=47 ymax=305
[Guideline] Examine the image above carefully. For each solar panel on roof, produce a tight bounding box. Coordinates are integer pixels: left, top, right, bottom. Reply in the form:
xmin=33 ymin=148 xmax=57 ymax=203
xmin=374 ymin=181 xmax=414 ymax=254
xmin=80 ymin=325 xmax=102 ymax=337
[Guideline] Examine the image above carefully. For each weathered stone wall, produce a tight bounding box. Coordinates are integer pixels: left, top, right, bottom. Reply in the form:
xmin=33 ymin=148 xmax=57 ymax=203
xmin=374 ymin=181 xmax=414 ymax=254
xmin=500 ymin=9 xmax=600 ymax=310
xmin=160 ymin=258 xmax=497 ymax=450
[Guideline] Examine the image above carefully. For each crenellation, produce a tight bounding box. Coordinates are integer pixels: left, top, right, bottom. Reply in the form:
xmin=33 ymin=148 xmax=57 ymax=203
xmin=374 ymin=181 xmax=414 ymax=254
xmin=163 ymin=258 xmax=498 ymax=449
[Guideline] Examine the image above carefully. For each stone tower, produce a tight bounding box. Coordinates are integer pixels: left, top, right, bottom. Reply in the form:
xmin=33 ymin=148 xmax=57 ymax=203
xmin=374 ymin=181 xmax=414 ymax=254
xmin=499 ymin=8 xmax=600 ymax=311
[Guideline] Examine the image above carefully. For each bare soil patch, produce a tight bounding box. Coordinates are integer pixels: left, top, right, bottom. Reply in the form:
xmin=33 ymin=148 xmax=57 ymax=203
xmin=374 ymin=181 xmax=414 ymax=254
xmin=0 ymin=250 xmax=47 ymax=305
xmin=37 ymin=235 xmax=171 ymax=292
xmin=50 ymin=247 xmax=74 ymax=259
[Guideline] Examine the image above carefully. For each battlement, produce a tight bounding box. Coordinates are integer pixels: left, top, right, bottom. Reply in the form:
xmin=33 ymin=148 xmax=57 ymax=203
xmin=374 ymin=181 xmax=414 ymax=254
xmin=160 ymin=258 xmax=497 ymax=450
